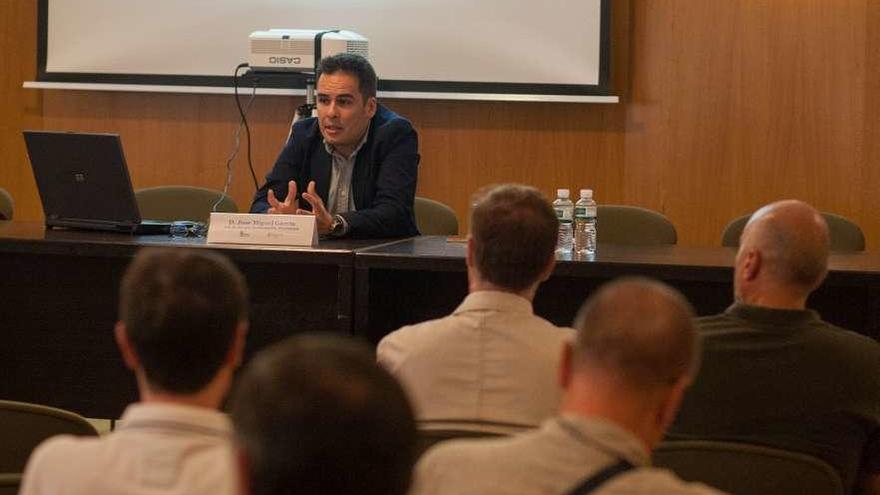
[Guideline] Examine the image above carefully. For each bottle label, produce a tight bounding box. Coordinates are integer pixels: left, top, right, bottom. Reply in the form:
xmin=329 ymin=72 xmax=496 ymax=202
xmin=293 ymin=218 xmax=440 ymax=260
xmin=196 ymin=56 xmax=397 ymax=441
xmin=555 ymin=208 xmax=572 ymax=223
xmin=575 ymin=206 xmax=597 ymax=219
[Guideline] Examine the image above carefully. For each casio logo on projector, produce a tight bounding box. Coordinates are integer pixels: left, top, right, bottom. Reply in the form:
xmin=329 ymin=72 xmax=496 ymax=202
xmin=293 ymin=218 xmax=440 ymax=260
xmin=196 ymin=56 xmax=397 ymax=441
xmin=269 ymin=56 xmax=301 ymax=65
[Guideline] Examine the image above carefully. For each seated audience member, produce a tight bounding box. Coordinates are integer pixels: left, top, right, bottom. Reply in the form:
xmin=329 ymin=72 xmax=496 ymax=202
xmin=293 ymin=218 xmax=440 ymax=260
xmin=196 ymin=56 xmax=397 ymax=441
xmin=669 ymin=199 xmax=880 ymax=494
xmin=231 ymin=333 xmax=417 ymax=495
xmin=377 ymin=184 xmax=576 ymax=433
xmin=20 ymin=248 xmax=249 ymax=495
xmin=414 ymin=278 xmax=725 ymax=495
xmin=250 ymin=53 xmax=420 ymax=239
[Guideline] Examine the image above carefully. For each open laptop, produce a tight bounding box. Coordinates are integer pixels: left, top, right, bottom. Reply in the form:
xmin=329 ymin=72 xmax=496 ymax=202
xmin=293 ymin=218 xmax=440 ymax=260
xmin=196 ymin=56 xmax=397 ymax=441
xmin=23 ymin=130 xmax=172 ymax=234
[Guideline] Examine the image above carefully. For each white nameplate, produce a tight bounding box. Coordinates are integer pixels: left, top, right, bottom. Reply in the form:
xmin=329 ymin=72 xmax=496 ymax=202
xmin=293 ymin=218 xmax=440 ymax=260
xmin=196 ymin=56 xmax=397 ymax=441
xmin=206 ymin=213 xmax=318 ymax=247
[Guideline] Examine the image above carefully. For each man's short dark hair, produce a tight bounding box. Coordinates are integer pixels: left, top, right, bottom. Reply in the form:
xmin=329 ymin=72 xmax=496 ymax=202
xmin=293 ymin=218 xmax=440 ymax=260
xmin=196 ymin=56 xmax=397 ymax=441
xmin=318 ymin=53 xmax=378 ymax=100
xmin=470 ymin=184 xmax=558 ymax=292
xmin=118 ymin=248 xmax=248 ymax=393
xmin=231 ymin=334 xmax=417 ymax=495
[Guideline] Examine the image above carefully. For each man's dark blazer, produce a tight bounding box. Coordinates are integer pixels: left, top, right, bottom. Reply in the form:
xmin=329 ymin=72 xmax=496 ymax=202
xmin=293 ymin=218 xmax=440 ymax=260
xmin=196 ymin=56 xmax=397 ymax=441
xmin=250 ymin=104 xmax=420 ymax=238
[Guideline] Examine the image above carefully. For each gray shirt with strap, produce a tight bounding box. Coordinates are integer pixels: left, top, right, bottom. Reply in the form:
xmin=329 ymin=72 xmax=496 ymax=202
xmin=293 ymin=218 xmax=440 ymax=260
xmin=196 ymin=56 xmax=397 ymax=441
xmin=413 ymin=415 xmax=726 ymax=495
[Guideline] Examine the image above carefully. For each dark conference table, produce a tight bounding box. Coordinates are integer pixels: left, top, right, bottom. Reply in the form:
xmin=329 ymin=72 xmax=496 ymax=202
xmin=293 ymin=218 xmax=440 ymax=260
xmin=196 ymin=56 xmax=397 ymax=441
xmin=3 ymin=222 xmax=880 ymax=418
xmin=0 ymin=222 xmax=397 ymax=418
xmin=354 ymin=236 xmax=880 ymax=344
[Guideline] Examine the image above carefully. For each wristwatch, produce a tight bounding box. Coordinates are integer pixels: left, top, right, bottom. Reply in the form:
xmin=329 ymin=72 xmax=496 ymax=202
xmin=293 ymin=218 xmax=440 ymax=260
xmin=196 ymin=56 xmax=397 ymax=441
xmin=329 ymin=214 xmax=347 ymax=237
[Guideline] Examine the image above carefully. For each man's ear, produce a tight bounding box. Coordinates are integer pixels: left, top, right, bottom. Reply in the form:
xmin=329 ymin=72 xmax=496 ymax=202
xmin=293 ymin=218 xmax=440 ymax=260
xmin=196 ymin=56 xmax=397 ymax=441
xmin=236 ymin=447 xmax=252 ymax=495
xmin=540 ymin=254 xmax=556 ymax=282
xmin=114 ymin=321 xmax=139 ymax=371
xmin=657 ymin=375 xmax=690 ymax=435
xmin=465 ymin=236 xmax=475 ymax=270
xmin=558 ymin=340 xmax=574 ymax=390
xmin=228 ymin=321 xmax=249 ymax=368
xmin=741 ymin=250 xmax=762 ymax=281
xmin=365 ymin=96 xmax=377 ymax=118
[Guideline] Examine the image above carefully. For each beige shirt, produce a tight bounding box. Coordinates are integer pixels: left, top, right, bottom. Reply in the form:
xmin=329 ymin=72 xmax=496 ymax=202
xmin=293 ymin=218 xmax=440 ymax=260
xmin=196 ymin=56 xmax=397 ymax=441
xmin=414 ymin=415 xmax=728 ymax=495
xmin=19 ymin=402 xmax=236 ymax=495
xmin=377 ymin=291 xmax=575 ymax=433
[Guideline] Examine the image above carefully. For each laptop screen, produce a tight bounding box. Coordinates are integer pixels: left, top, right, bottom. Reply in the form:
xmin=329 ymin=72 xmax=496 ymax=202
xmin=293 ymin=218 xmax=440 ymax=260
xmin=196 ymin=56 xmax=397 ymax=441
xmin=23 ymin=130 xmax=144 ymax=230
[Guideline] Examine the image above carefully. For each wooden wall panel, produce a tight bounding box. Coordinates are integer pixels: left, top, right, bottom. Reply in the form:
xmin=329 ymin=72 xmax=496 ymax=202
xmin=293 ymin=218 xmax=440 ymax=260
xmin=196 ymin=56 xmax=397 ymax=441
xmin=3 ymin=0 xmax=879 ymax=248
xmin=623 ymin=0 xmax=870 ymax=245
xmin=864 ymin=0 xmax=880 ymax=241
xmin=40 ymin=90 xmax=301 ymax=213
xmin=0 ymin=0 xmax=41 ymax=221
xmin=388 ymin=98 xmax=626 ymax=230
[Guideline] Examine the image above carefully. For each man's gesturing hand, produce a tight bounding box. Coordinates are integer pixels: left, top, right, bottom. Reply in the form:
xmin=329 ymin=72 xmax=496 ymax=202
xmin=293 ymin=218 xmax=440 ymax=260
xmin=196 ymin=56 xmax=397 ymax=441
xmin=299 ymin=181 xmax=333 ymax=235
xmin=267 ymin=180 xmax=298 ymax=214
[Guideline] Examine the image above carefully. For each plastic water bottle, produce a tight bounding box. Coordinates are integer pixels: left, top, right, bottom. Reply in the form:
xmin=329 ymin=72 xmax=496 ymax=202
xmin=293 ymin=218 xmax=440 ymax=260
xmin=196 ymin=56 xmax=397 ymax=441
xmin=574 ymin=189 xmax=597 ymax=256
xmin=553 ymin=189 xmax=574 ymax=255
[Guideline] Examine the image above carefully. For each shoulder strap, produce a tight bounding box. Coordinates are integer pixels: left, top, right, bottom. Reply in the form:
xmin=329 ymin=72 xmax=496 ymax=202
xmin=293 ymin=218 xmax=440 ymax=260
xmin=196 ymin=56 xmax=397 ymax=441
xmin=563 ymin=459 xmax=635 ymax=495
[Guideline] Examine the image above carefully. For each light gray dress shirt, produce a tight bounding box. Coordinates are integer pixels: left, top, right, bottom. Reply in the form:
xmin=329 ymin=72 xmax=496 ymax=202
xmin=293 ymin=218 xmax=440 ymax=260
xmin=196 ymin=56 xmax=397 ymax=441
xmin=20 ymin=403 xmax=236 ymax=495
xmin=414 ymin=415 xmax=728 ymax=495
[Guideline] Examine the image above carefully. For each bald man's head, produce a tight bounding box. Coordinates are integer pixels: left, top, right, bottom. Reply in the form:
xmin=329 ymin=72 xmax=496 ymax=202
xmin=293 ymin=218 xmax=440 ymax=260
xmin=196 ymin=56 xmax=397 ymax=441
xmin=739 ymin=200 xmax=830 ymax=292
xmin=572 ymin=278 xmax=699 ymax=390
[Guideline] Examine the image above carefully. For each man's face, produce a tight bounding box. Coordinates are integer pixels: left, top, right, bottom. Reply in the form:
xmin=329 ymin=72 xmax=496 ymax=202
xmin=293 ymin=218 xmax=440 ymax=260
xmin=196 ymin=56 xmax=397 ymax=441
xmin=316 ymin=71 xmax=377 ymax=155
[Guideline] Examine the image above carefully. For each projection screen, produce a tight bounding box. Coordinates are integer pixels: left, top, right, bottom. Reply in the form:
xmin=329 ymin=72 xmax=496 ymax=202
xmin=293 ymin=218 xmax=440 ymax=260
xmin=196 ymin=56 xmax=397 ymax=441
xmin=36 ymin=0 xmax=612 ymax=100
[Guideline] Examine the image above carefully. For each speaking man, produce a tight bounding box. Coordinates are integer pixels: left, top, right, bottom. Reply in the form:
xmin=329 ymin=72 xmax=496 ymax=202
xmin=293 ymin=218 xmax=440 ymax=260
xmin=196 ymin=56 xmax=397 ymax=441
xmin=250 ymin=53 xmax=420 ymax=239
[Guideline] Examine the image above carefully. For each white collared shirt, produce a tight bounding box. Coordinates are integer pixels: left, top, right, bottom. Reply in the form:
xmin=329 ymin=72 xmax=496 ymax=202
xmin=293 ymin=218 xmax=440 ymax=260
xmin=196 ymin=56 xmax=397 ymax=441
xmin=378 ymin=290 xmax=576 ymax=433
xmin=20 ymin=402 xmax=236 ymax=495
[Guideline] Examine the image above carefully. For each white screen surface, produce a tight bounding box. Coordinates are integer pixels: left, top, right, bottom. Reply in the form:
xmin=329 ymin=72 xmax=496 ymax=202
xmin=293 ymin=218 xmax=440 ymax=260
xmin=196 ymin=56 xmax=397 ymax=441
xmin=42 ymin=0 xmax=609 ymax=96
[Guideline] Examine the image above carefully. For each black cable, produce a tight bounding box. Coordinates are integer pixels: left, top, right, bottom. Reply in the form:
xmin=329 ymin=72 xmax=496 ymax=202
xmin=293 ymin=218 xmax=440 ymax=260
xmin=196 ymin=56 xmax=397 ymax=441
xmin=233 ymin=63 xmax=260 ymax=190
xmin=217 ymin=83 xmax=256 ymax=212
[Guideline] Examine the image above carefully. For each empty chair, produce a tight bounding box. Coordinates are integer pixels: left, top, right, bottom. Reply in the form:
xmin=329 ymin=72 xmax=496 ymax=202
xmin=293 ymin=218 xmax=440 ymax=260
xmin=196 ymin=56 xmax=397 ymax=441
xmin=654 ymin=440 xmax=843 ymax=495
xmin=721 ymin=211 xmax=865 ymax=251
xmin=414 ymin=196 xmax=458 ymax=235
xmin=417 ymin=428 xmax=506 ymax=456
xmin=595 ymin=205 xmax=677 ymax=245
xmin=0 ymin=400 xmax=98 ymax=474
xmin=134 ymin=185 xmax=238 ymax=223
xmin=0 ymin=187 xmax=13 ymax=221
xmin=0 ymin=473 xmax=20 ymax=495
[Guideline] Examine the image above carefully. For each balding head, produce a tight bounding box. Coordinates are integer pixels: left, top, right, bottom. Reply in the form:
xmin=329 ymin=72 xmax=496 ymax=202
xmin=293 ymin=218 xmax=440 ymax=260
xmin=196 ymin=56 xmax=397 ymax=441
xmin=738 ymin=200 xmax=829 ymax=295
xmin=571 ymin=278 xmax=699 ymax=390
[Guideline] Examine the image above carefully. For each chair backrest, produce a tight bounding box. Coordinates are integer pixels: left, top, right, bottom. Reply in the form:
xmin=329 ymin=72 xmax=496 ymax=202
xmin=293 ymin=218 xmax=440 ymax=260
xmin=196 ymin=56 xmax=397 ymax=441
xmin=720 ymin=211 xmax=865 ymax=251
xmin=0 ymin=187 xmax=13 ymax=221
xmin=134 ymin=185 xmax=239 ymax=223
xmin=417 ymin=428 xmax=505 ymax=456
xmin=654 ymin=440 xmax=844 ymax=495
xmin=0 ymin=473 xmax=21 ymax=495
xmin=595 ymin=205 xmax=677 ymax=245
xmin=414 ymin=196 xmax=458 ymax=235
xmin=0 ymin=400 xmax=98 ymax=472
